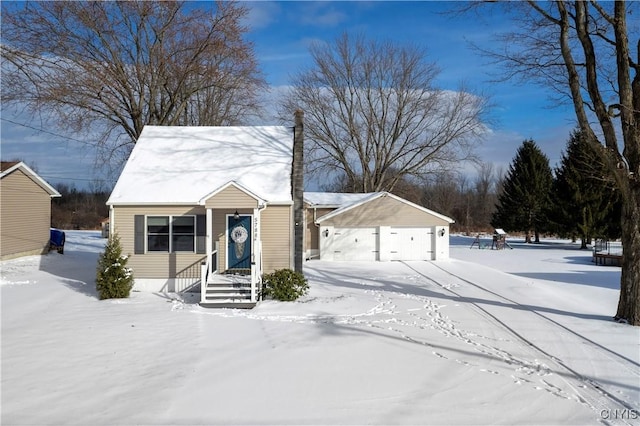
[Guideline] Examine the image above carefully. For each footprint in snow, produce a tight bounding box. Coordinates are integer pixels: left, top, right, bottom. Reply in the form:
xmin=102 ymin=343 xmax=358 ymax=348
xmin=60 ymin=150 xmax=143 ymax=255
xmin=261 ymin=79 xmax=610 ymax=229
xmin=540 ymin=379 xmax=570 ymax=399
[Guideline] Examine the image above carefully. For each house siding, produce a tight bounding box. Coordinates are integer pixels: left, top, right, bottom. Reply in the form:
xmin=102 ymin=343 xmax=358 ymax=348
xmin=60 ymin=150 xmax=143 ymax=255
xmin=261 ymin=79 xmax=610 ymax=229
xmin=112 ymin=203 xmax=292 ymax=285
xmin=319 ymin=196 xmax=451 ymax=227
xmin=261 ymin=205 xmax=293 ymax=272
xmin=305 ymin=207 xmax=334 ymax=253
xmin=112 ymin=206 xmax=207 ymax=289
xmin=0 ymin=169 xmax=51 ymax=260
xmin=204 ymin=185 xmax=258 ymax=209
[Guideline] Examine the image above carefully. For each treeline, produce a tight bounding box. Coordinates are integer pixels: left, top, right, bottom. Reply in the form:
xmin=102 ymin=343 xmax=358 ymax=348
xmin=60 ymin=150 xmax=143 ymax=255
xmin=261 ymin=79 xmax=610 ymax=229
xmin=323 ymin=162 xmax=501 ymax=234
xmin=51 ymin=184 xmax=109 ymax=230
xmin=393 ymin=167 xmax=499 ymax=235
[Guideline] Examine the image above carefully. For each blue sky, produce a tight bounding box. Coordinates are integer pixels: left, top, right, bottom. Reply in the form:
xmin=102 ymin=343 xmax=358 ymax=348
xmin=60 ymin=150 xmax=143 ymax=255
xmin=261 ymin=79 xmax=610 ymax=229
xmin=0 ymin=1 xmax=578 ymax=190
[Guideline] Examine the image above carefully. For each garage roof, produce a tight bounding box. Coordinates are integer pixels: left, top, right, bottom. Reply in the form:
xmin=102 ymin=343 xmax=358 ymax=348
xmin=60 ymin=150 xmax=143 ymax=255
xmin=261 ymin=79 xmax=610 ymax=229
xmin=315 ymin=191 xmax=454 ymax=224
xmin=304 ymin=191 xmax=378 ymax=208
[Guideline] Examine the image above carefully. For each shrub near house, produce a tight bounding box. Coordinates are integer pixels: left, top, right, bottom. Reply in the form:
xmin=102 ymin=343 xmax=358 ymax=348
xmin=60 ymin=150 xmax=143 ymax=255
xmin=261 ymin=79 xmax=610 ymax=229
xmin=96 ymin=234 xmax=134 ymax=299
xmin=262 ymin=269 xmax=309 ymax=301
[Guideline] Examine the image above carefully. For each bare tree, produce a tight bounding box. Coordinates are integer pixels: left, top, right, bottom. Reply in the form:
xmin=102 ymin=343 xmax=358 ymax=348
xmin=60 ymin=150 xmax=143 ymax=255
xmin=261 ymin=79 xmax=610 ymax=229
xmin=1 ymin=1 xmax=265 ymax=170
xmin=453 ymin=175 xmax=473 ymax=232
xmin=469 ymin=1 xmax=640 ymax=325
xmin=422 ymin=171 xmax=460 ymax=220
xmin=279 ymin=33 xmax=490 ymax=193
xmin=473 ymin=162 xmax=497 ymax=230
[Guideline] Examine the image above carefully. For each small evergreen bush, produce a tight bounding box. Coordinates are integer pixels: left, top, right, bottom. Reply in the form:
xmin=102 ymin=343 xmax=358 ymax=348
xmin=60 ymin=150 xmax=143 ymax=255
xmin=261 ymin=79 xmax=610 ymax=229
xmin=262 ymin=269 xmax=308 ymax=301
xmin=96 ymin=233 xmax=134 ymax=300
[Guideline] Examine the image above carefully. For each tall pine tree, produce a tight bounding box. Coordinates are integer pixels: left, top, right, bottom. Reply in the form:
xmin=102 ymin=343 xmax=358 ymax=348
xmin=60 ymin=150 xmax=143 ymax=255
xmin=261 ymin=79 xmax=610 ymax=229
xmin=492 ymin=140 xmax=553 ymax=243
xmin=552 ymin=130 xmax=622 ymax=248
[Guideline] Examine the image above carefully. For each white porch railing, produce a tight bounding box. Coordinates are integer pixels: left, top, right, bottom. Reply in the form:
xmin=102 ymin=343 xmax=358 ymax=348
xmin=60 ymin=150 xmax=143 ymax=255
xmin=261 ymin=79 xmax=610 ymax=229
xmin=200 ymin=262 xmax=207 ymax=304
xmin=250 ymin=240 xmax=262 ymax=302
xmin=200 ymin=248 xmax=218 ymax=303
xmin=200 ymin=238 xmax=260 ymax=306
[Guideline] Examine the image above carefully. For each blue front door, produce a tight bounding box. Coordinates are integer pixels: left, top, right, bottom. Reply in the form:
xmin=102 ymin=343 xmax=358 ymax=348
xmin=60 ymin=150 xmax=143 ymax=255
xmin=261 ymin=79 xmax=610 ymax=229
xmin=228 ymin=215 xmax=251 ymax=270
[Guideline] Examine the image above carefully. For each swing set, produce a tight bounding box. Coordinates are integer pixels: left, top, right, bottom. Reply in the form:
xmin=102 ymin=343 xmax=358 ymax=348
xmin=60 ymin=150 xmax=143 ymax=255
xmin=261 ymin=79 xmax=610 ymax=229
xmin=470 ymin=228 xmax=513 ymax=250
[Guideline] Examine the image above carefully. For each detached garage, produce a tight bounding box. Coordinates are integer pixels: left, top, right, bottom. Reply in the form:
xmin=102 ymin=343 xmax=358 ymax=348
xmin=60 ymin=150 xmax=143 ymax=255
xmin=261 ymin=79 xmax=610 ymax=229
xmin=0 ymin=161 xmax=61 ymax=260
xmin=305 ymin=192 xmax=454 ymax=262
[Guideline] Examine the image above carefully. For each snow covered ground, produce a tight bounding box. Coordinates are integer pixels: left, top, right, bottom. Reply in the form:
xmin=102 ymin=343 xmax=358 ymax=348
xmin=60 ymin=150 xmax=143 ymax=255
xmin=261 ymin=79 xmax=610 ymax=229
xmin=1 ymin=231 xmax=638 ymax=425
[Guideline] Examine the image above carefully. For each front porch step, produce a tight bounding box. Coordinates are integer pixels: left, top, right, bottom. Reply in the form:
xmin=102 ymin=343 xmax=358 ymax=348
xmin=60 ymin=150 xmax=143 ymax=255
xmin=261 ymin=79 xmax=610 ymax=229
xmin=205 ymin=294 xmax=252 ymax=301
xmin=205 ymin=282 xmax=253 ymax=296
xmin=199 ymin=301 xmax=257 ymax=309
xmin=203 ymin=294 xmax=253 ymax=301
xmin=207 ymin=274 xmax=251 ymax=285
xmin=204 ymin=287 xmax=253 ymax=297
xmin=206 ymin=283 xmax=251 ymax=291
xmin=203 ymin=283 xmax=254 ymax=302
xmin=200 ymin=273 xmax=259 ymax=309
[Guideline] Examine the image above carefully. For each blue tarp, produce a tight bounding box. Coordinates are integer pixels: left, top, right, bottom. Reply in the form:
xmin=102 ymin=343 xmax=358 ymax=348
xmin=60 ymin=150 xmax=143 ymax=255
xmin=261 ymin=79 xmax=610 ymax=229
xmin=50 ymin=229 xmax=65 ymax=254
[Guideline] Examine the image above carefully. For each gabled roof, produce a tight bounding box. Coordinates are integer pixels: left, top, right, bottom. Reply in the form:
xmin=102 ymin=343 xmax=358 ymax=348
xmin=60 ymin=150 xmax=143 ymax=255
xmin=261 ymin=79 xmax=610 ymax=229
xmin=315 ymin=191 xmax=455 ymax=224
xmin=0 ymin=161 xmax=61 ymax=197
xmin=199 ymin=181 xmax=266 ymax=206
xmin=304 ymin=191 xmax=377 ymax=208
xmin=107 ymin=126 xmax=293 ymax=205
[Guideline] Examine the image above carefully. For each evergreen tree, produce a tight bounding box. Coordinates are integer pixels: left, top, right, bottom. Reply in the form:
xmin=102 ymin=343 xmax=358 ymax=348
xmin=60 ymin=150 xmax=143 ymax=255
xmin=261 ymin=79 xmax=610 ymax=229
xmin=492 ymin=140 xmax=553 ymax=243
xmin=96 ymin=234 xmax=134 ymax=300
xmin=552 ymin=130 xmax=622 ymax=248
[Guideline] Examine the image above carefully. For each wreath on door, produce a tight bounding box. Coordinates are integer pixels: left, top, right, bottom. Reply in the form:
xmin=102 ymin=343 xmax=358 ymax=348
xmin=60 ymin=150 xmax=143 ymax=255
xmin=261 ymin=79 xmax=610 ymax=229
xmin=230 ymin=224 xmax=248 ymax=259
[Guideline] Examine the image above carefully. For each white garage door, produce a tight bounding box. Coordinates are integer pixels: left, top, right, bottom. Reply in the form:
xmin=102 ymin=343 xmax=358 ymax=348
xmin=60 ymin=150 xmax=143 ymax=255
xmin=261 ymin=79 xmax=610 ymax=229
xmin=390 ymin=227 xmax=434 ymax=261
xmin=331 ymin=227 xmax=379 ymax=261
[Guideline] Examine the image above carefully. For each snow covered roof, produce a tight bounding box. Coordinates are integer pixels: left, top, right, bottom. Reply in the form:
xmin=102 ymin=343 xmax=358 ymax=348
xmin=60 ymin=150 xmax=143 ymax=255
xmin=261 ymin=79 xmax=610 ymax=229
xmin=315 ymin=192 xmax=455 ymax=224
xmin=107 ymin=126 xmax=293 ymax=205
xmin=303 ymin=191 xmax=378 ymax=207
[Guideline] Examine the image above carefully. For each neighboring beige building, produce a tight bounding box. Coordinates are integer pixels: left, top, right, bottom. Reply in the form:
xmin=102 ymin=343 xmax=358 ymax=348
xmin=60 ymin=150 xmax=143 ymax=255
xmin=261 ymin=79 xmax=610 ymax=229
xmin=106 ymin=126 xmax=297 ymax=308
xmin=0 ymin=161 xmax=61 ymax=260
xmin=304 ymin=192 xmax=454 ymax=262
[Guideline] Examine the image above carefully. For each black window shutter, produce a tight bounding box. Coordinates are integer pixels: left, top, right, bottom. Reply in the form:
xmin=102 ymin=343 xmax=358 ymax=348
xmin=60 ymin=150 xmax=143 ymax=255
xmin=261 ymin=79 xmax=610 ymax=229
xmin=134 ymin=215 xmax=145 ymax=254
xmin=196 ymin=215 xmax=206 ymax=254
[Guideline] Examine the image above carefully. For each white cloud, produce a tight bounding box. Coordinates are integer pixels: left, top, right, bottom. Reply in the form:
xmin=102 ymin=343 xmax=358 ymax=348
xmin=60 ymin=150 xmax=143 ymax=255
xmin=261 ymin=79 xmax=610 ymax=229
xmin=296 ymin=2 xmax=348 ymax=27
xmin=242 ymin=1 xmax=283 ymax=30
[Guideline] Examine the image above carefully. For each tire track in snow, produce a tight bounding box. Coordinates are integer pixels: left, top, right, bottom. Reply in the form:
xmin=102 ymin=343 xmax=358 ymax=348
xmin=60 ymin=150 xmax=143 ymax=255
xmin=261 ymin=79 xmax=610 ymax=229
xmin=428 ymin=262 xmax=639 ymax=370
xmin=362 ymin=289 xmax=575 ymax=403
xmin=402 ymin=261 xmax=638 ymax=423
